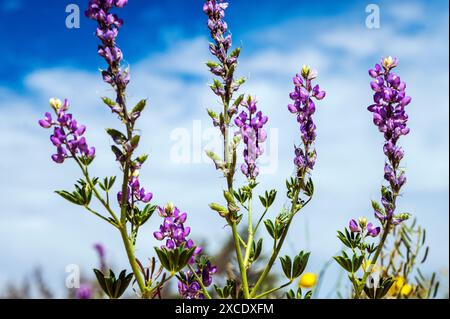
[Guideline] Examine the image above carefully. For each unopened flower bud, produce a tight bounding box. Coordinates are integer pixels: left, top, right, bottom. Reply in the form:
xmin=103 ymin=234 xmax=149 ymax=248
xmin=49 ymin=98 xmax=62 ymax=111
xmin=358 ymin=217 xmax=368 ymax=229
xmin=165 ymin=202 xmax=175 ymax=214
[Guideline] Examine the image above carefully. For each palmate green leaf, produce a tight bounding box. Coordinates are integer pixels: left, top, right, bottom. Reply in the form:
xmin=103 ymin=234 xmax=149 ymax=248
xmin=292 ymin=251 xmax=310 ymax=278
xmin=154 ymin=246 xmax=196 ymax=273
xmin=93 ymin=268 xmax=133 ymax=299
xmin=99 ymin=176 xmax=117 ymax=192
xmin=304 ymin=178 xmax=314 ymax=197
xmin=55 ymin=191 xmax=82 ymax=205
xmin=280 ymin=256 xmax=293 ymax=279
xmin=364 ymin=277 xmax=395 ymax=299
xmin=333 ymin=255 xmax=353 ymax=273
xmin=351 ymin=254 xmax=364 ymax=273
xmin=264 ymin=220 xmax=275 ymax=239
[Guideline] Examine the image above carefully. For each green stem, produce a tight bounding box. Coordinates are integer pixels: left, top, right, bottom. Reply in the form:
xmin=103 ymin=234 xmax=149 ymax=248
xmin=243 ymin=194 xmax=254 ymax=268
xmin=119 ymin=225 xmax=148 ymax=297
xmin=355 ymin=221 xmax=391 ymax=299
xmin=232 ymin=222 xmax=250 ymax=298
xmin=74 ymin=158 xmax=120 ymax=224
xmin=254 ymin=281 xmax=292 ymax=299
xmin=188 ymin=265 xmax=212 ymax=299
xmin=250 ymin=188 xmax=302 ymax=298
xmin=254 ymin=207 xmax=269 ymax=233
xmin=84 ymin=206 xmax=117 ymax=227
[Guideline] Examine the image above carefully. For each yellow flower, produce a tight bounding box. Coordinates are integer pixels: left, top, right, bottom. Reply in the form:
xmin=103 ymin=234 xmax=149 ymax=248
xmin=400 ymin=284 xmax=413 ymax=297
xmin=299 ymin=273 xmax=317 ymax=288
xmin=388 ymin=276 xmax=412 ymax=297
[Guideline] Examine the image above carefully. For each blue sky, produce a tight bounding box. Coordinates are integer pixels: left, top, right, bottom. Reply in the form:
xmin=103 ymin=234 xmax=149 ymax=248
xmin=0 ymin=0 xmax=448 ymax=298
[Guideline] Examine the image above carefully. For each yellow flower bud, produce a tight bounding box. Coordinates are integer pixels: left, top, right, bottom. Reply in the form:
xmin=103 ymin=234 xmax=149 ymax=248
xmin=299 ymin=273 xmax=317 ymax=288
xmin=165 ymin=202 xmax=175 ymax=214
xmin=359 ymin=217 xmax=368 ymax=229
xmin=49 ymin=98 xmax=62 ymax=111
xmin=383 ymin=56 xmax=393 ymax=67
xmin=301 ymin=65 xmax=310 ymax=78
xmin=132 ymin=170 xmax=140 ymax=177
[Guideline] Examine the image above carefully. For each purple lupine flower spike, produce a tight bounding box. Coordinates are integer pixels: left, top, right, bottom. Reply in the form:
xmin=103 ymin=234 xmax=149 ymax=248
xmin=154 ymin=203 xmax=216 ymax=299
xmin=288 ymin=65 xmax=326 ymax=174
xmin=39 ymin=98 xmax=96 ymax=164
xmin=234 ymin=96 xmax=268 ymax=180
xmin=86 ymin=0 xmax=130 ymax=116
xmin=368 ymin=57 xmax=411 ymax=225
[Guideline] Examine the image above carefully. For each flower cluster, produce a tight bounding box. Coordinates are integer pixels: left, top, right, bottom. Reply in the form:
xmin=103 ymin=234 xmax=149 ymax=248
xmin=117 ymin=175 xmax=153 ymax=206
xmin=39 ymin=98 xmax=96 ymax=164
xmin=368 ymin=57 xmax=412 ymax=224
xmin=234 ymin=97 xmax=269 ymax=180
xmin=178 ymin=261 xmax=218 ymax=299
xmin=153 ymin=204 xmax=198 ymax=254
xmin=153 ymin=204 xmax=216 ymax=299
xmin=288 ymin=65 xmax=326 ymax=173
xmin=85 ymin=0 xmax=130 ymax=112
xmin=349 ymin=217 xmax=381 ymax=237
xmin=203 ymin=0 xmax=232 ymax=68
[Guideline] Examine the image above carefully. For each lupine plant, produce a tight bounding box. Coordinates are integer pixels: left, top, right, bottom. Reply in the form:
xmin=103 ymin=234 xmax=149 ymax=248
xmin=34 ymin=0 xmax=441 ymax=301
xmin=334 ymin=57 xmax=414 ymax=299
xmin=38 ymin=0 xmax=212 ymax=299
xmin=204 ymin=0 xmax=326 ymax=299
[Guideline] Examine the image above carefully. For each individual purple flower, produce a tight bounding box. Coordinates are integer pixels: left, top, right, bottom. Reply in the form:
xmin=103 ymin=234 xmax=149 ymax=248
xmin=349 ymin=219 xmax=359 ymax=233
xmin=117 ymin=175 xmax=153 ymax=206
xmin=288 ymin=65 xmax=326 ymax=173
xmin=178 ymin=262 xmax=218 ymax=299
xmin=39 ymin=98 xmax=96 ymax=164
xmin=76 ymin=284 xmax=93 ymax=300
xmin=348 ymin=217 xmax=380 ymax=238
xmin=368 ymin=57 xmax=411 ymax=225
xmin=86 ymin=0 xmax=130 ymax=116
xmin=234 ymin=97 xmax=268 ymax=180
xmin=367 ymin=223 xmax=381 ymax=237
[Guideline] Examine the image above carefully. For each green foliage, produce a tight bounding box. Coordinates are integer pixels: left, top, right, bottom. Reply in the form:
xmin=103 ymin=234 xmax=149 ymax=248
xmin=132 ymin=99 xmax=147 ymax=115
xmin=154 ymin=245 xmax=196 ymax=274
xmin=99 ymin=176 xmax=116 ymax=192
xmin=337 ymin=228 xmax=362 ymax=250
xmin=259 ymin=190 xmax=277 ymax=209
xmin=55 ymin=179 xmax=93 ymax=206
xmin=280 ymin=251 xmax=310 ymax=280
xmin=333 ymin=251 xmax=363 ymax=273
xmin=364 ymin=277 xmax=395 ymax=299
xmin=286 ymin=288 xmax=313 ymax=300
xmin=93 ymin=269 xmax=133 ymax=299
